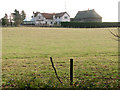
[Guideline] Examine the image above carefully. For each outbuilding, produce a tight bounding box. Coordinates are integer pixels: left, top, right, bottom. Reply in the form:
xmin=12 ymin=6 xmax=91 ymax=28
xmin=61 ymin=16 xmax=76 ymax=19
xmin=74 ymin=9 xmax=102 ymax=22
xmin=23 ymin=17 xmax=35 ymax=25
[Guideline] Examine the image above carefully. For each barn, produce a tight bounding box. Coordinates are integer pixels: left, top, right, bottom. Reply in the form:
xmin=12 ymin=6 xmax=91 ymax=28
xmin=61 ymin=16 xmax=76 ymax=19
xmin=74 ymin=9 xmax=102 ymax=22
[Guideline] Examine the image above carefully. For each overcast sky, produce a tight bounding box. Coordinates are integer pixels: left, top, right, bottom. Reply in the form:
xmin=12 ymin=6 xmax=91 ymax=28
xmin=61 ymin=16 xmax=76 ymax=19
xmin=0 ymin=0 xmax=119 ymax=22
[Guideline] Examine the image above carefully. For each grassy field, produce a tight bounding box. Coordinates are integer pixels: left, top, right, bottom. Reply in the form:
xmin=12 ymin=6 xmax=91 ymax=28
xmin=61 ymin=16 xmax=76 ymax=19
xmin=2 ymin=27 xmax=118 ymax=88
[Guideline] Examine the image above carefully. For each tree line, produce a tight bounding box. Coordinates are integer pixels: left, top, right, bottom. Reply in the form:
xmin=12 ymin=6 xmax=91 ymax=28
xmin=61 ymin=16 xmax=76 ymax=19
xmin=1 ymin=9 xmax=26 ymax=27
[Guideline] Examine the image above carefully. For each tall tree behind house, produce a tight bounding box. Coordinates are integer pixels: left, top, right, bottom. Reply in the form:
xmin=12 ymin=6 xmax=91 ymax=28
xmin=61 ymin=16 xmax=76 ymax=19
xmin=1 ymin=13 xmax=9 ymax=26
xmin=12 ymin=9 xmax=26 ymax=26
xmin=21 ymin=10 xmax=26 ymax=21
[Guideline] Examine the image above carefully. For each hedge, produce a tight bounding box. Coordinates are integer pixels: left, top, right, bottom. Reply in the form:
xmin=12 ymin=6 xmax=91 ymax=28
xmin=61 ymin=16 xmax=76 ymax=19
xmin=61 ymin=22 xmax=120 ymax=28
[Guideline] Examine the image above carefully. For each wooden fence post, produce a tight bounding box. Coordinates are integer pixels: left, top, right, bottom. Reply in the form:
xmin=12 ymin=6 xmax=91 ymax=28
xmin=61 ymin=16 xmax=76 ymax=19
xmin=70 ymin=58 xmax=73 ymax=85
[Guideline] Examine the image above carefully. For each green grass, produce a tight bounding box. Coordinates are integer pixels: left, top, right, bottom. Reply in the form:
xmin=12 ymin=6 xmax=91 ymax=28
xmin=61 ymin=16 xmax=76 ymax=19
xmin=2 ymin=27 xmax=118 ymax=88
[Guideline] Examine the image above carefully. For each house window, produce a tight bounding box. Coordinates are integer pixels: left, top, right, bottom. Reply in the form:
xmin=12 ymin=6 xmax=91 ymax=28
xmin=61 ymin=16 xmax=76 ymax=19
xmin=39 ymin=16 xmax=41 ymax=19
xmin=54 ymin=22 xmax=57 ymax=24
xmin=45 ymin=21 xmax=47 ymax=24
xmin=64 ymin=16 xmax=68 ymax=19
xmin=57 ymin=21 xmax=61 ymax=24
xmin=51 ymin=22 xmax=53 ymax=24
xmin=55 ymin=16 xmax=57 ymax=19
xmin=57 ymin=17 xmax=60 ymax=19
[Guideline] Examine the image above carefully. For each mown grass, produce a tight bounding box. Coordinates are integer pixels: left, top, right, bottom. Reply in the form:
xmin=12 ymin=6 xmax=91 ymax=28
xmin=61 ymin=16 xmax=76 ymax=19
xmin=2 ymin=27 xmax=118 ymax=88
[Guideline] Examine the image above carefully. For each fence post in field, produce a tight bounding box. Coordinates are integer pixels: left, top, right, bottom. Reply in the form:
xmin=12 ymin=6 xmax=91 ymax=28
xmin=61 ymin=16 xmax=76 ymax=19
xmin=70 ymin=58 xmax=73 ymax=85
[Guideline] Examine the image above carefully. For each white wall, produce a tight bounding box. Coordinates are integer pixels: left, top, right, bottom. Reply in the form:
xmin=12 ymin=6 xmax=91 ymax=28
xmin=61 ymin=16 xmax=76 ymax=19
xmin=34 ymin=13 xmax=46 ymax=25
xmin=61 ymin=13 xmax=70 ymax=22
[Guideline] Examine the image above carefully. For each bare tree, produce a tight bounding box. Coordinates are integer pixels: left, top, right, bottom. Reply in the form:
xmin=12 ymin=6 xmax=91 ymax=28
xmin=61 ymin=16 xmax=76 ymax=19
xmin=109 ymin=28 xmax=120 ymax=41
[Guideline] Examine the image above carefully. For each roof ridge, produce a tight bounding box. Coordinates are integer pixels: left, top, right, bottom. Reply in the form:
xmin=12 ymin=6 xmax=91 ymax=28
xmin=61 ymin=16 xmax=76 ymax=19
xmin=78 ymin=9 xmax=94 ymax=12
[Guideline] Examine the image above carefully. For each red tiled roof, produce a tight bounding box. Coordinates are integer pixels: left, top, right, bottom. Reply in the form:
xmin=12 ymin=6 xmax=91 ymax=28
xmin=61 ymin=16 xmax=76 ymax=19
xmin=41 ymin=13 xmax=54 ymax=19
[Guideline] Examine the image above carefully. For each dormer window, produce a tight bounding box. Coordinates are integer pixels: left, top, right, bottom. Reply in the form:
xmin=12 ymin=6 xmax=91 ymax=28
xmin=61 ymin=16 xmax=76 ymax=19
xmin=64 ymin=16 xmax=68 ymax=19
xmin=57 ymin=17 xmax=60 ymax=19
xmin=39 ymin=16 xmax=41 ymax=19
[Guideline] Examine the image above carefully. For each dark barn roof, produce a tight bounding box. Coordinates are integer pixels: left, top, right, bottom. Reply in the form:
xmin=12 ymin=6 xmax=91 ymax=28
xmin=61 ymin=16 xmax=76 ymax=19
xmin=74 ymin=9 xmax=102 ymax=19
xmin=55 ymin=12 xmax=70 ymax=17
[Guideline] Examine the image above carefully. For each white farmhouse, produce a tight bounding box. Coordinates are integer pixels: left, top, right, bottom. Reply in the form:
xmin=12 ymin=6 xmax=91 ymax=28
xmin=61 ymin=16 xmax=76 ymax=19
xmin=31 ymin=12 xmax=70 ymax=26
